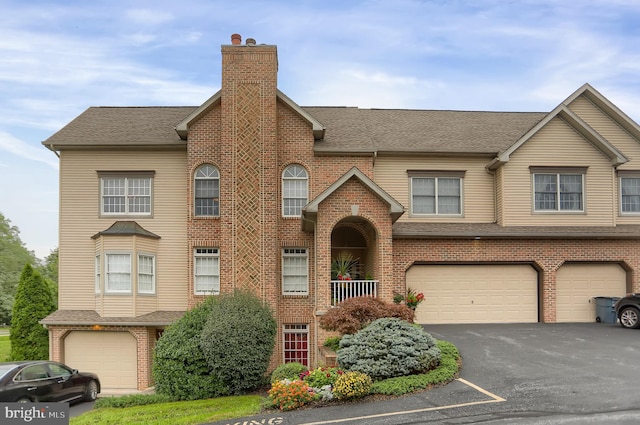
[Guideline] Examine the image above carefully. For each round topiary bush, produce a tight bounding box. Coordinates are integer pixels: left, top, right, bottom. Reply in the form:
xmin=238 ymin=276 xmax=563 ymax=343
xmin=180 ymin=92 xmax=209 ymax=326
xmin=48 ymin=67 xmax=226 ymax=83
xmin=200 ymin=290 xmax=277 ymax=394
xmin=337 ymin=318 xmax=441 ymax=380
xmin=270 ymin=362 xmax=308 ymax=384
xmin=152 ymin=297 xmax=230 ymax=400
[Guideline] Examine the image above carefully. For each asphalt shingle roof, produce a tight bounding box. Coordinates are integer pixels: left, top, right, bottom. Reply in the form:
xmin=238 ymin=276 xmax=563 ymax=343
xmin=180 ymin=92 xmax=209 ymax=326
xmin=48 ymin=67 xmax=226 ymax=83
xmin=43 ymin=104 xmax=547 ymax=155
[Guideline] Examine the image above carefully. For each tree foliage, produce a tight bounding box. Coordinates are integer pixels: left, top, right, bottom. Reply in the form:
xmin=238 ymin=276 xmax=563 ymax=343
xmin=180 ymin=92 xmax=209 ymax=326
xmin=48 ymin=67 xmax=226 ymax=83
xmin=200 ymin=290 xmax=277 ymax=394
xmin=0 ymin=212 xmax=37 ymax=325
xmin=319 ymin=296 xmax=415 ymax=335
xmin=9 ymin=263 xmax=56 ymax=360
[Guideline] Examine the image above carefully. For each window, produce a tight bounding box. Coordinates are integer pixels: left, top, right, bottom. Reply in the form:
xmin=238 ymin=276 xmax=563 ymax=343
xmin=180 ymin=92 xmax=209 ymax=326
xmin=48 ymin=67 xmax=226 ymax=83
xmin=105 ymin=253 xmax=131 ymax=293
xmin=282 ymin=165 xmax=308 ymax=217
xmin=194 ymin=248 xmax=220 ymax=295
xmin=533 ymin=170 xmax=584 ymax=212
xmin=100 ymin=172 xmax=153 ymax=216
xmin=283 ymin=324 xmax=309 ymax=366
xmin=95 ymin=255 xmax=101 ymax=294
xmin=620 ymin=175 xmax=640 ymax=214
xmin=138 ymin=254 xmax=155 ymax=294
xmin=282 ymin=248 xmax=308 ymax=295
xmin=194 ymin=165 xmax=220 ymax=217
xmin=410 ymin=175 xmax=462 ymax=215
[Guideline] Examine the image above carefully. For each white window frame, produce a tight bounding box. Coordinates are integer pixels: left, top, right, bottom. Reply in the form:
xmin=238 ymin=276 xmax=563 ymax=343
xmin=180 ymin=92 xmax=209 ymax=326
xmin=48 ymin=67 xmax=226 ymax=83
xmin=282 ymin=165 xmax=308 ymax=217
xmin=532 ymin=170 xmax=585 ymax=213
xmin=409 ymin=173 xmax=463 ymax=216
xmin=194 ymin=164 xmax=220 ymax=217
xmin=137 ymin=254 xmax=156 ymax=294
xmin=95 ymin=254 xmax=101 ymax=294
xmin=619 ymin=174 xmax=640 ymax=215
xmin=283 ymin=324 xmax=309 ymax=366
xmin=194 ymin=248 xmax=220 ymax=295
xmin=99 ymin=172 xmax=153 ymax=216
xmin=105 ymin=252 xmax=132 ymax=294
xmin=282 ymin=248 xmax=308 ymax=295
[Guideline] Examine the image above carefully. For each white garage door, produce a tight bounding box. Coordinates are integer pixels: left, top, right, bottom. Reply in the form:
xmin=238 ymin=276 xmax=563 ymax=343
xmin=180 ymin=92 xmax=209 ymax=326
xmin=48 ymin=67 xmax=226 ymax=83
xmin=64 ymin=331 xmax=137 ymax=389
xmin=407 ymin=264 xmax=538 ymax=324
xmin=556 ymin=263 xmax=626 ymax=323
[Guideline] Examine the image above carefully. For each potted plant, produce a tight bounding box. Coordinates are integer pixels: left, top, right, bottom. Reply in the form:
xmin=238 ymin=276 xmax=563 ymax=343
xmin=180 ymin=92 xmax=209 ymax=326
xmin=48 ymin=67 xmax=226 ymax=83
xmin=331 ymin=252 xmax=358 ymax=280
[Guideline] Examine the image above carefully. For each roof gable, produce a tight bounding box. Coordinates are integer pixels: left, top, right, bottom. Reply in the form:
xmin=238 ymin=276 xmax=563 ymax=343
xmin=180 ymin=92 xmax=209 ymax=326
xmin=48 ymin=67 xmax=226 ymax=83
xmin=302 ymin=167 xmax=404 ymax=231
xmin=175 ymin=89 xmax=325 ymax=140
xmin=487 ymin=97 xmax=628 ymax=170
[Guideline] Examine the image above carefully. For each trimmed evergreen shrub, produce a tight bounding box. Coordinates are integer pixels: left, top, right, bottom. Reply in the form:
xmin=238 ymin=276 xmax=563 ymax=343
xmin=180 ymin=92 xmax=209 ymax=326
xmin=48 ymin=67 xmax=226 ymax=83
xmin=270 ymin=362 xmax=308 ymax=384
xmin=337 ymin=318 xmax=441 ymax=380
xmin=319 ymin=296 xmax=414 ymax=335
xmin=200 ymin=290 xmax=277 ymax=394
xmin=152 ymin=297 xmax=230 ymax=400
xmin=370 ymin=340 xmax=460 ymax=395
xmin=10 ymin=264 xmax=55 ymax=360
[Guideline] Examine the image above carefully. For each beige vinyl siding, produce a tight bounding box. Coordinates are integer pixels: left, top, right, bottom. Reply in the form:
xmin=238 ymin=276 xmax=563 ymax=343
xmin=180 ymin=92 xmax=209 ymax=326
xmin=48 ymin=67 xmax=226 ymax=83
xmin=500 ymin=117 xmax=616 ymax=226
xmin=568 ymin=96 xmax=640 ymax=224
xmin=374 ymin=156 xmax=495 ymax=223
xmin=59 ymin=149 xmax=188 ymax=314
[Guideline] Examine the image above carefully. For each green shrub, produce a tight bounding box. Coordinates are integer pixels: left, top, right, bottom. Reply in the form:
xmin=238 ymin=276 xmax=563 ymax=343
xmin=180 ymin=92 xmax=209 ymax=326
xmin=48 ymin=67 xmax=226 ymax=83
xmin=323 ymin=336 xmax=341 ymax=352
xmin=319 ymin=296 xmax=414 ymax=335
xmin=152 ymin=297 xmax=229 ymax=400
xmin=300 ymin=367 xmax=343 ymax=388
xmin=267 ymin=379 xmax=315 ymax=411
xmin=337 ymin=318 xmax=441 ymax=380
xmin=371 ymin=340 xmax=460 ymax=395
xmin=200 ymin=290 xmax=277 ymax=394
xmin=270 ymin=362 xmax=308 ymax=384
xmin=332 ymin=371 xmax=372 ymax=400
xmin=94 ymin=393 xmax=175 ymax=409
xmin=9 ymin=264 xmax=55 ymax=361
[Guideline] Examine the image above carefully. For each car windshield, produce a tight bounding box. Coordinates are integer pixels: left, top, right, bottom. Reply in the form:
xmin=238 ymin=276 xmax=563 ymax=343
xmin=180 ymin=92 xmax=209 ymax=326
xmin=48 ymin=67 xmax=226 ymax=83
xmin=0 ymin=364 xmax=16 ymax=380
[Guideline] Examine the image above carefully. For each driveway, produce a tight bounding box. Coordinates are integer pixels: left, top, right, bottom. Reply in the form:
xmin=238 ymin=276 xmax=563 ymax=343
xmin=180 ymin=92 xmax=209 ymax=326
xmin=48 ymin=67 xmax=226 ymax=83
xmin=210 ymin=323 xmax=640 ymax=424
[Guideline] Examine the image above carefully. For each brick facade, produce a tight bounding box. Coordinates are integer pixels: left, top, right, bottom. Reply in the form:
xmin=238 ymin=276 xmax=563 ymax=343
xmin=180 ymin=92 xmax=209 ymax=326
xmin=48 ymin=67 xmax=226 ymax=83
xmin=45 ymin=36 xmax=640 ymax=391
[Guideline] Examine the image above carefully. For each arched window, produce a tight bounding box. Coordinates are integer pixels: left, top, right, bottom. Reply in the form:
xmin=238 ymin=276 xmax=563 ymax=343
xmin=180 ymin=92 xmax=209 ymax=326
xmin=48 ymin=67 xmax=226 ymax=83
xmin=282 ymin=165 xmax=308 ymax=217
xmin=194 ymin=165 xmax=220 ymax=217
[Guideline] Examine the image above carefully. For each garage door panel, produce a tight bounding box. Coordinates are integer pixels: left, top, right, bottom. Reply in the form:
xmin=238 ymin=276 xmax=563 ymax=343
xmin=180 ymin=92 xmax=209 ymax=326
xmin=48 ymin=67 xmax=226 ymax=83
xmin=556 ymin=264 xmax=626 ymax=323
xmin=408 ymin=265 xmax=538 ymax=324
xmin=64 ymin=331 xmax=137 ymax=390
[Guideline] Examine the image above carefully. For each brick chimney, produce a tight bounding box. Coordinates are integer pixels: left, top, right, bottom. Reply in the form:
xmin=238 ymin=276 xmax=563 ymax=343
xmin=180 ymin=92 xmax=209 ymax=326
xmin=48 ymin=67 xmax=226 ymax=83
xmin=220 ymin=35 xmax=279 ymax=297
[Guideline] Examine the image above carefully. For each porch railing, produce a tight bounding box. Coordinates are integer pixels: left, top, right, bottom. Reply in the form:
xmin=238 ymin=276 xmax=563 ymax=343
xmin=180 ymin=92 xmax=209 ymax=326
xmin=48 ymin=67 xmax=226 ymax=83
xmin=331 ymin=280 xmax=378 ymax=306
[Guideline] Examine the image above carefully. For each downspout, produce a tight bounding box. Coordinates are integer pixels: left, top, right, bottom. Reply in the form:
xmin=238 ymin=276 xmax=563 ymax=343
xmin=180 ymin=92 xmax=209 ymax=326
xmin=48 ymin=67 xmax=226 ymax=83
xmin=47 ymin=144 xmax=60 ymax=158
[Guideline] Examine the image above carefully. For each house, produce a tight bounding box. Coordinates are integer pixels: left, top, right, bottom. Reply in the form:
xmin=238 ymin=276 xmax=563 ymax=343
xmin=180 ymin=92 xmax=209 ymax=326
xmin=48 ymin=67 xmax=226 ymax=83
xmin=41 ymin=34 xmax=640 ymax=391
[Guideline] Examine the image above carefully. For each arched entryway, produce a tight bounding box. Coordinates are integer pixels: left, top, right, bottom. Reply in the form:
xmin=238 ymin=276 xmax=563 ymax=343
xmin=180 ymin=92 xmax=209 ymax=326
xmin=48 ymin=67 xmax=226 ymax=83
xmin=330 ymin=218 xmax=378 ymax=305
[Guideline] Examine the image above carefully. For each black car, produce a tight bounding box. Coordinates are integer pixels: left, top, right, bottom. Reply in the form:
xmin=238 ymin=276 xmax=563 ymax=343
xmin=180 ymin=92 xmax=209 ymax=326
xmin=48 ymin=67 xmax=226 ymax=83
xmin=0 ymin=360 xmax=100 ymax=403
xmin=615 ymin=294 xmax=640 ymax=329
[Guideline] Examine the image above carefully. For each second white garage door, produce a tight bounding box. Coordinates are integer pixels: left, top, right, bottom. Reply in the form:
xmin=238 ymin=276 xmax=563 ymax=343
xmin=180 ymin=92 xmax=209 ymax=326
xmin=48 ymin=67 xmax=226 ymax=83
xmin=407 ymin=264 xmax=538 ymax=324
xmin=556 ymin=263 xmax=627 ymax=323
xmin=64 ymin=331 xmax=138 ymax=390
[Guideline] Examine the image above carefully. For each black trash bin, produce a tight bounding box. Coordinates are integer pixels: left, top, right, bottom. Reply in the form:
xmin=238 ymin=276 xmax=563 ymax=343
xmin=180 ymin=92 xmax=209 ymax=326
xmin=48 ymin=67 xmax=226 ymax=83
xmin=593 ymin=296 xmax=621 ymax=323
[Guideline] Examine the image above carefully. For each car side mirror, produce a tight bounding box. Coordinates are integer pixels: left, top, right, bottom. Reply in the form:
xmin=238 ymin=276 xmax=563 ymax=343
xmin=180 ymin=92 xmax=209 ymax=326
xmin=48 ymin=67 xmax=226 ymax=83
xmin=72 ymin=369 xmax=79 ymax=375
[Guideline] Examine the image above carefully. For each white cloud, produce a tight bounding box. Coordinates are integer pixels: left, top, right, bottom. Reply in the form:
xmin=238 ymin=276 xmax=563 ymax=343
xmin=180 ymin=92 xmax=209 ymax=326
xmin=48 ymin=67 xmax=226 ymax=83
xmin=0 ymin=132 xmax=58 ymax=169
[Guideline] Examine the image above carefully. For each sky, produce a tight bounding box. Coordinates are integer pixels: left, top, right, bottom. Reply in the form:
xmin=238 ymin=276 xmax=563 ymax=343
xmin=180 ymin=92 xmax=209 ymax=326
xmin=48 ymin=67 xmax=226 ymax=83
xmin=1 ymin=0 xmax=640 ymax=260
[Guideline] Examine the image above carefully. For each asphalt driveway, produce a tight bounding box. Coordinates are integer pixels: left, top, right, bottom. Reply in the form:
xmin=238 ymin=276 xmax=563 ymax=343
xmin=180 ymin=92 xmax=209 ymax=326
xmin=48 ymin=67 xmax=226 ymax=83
xmin=211 ymin=323 xmax=640 ymax=425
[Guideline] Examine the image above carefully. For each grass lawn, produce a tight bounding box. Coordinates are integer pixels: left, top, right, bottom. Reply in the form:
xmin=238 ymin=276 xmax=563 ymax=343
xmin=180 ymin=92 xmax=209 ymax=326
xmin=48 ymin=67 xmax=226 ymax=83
xmin=0 ymin=335 xmax=10 ymax=362
xmin=70 ymin=395 xmax=264 ymax=425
